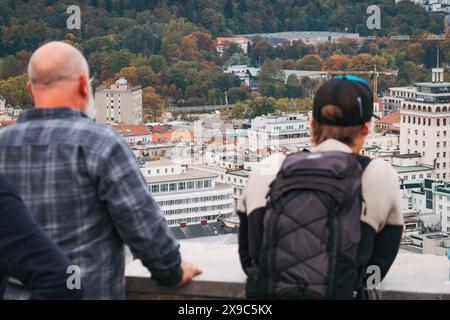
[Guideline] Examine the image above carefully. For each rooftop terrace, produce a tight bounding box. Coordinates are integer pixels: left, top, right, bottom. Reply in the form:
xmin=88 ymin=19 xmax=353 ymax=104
xmin=125 ymin=238 xmax=450 ymax=300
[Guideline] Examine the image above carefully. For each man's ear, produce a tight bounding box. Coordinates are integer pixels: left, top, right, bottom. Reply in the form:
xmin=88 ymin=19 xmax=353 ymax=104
xmin=27 ymin=81 xmax=35 ymax=102
xmin=361 ymin=122 xmax=370 ymax=137
xmin=78 ymin=75 xmax=88 ymax=99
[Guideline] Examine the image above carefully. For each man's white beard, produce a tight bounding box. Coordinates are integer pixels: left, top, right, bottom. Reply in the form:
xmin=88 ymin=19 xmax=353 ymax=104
xmin=85 ymin=84 xmax=96 ymax=120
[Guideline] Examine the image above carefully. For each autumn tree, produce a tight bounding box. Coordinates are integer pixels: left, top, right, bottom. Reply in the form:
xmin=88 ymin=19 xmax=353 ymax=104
xmin=143 ymin=86 xmax=164 ymax=121
xmin=296 ymin=54 xmax=323 ymax=71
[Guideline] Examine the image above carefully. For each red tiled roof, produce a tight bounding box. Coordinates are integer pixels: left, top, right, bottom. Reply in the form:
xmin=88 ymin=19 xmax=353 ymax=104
xmin=0 ymin=120 xmax=16 ymax=126
xmin=377 ymin=111 xmax=400 ymax=125
xmin=150 ymin=124 xmax=173 ymax=134
xmin=112 ymin=124 xmax=151 ymax=137
xmin=216 ymin=37 xmax=250 ymax=45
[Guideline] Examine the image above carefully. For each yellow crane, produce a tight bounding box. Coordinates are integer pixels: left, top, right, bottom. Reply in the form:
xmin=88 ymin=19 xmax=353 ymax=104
xmin=325 ymin=65 xmax=398 ymax=103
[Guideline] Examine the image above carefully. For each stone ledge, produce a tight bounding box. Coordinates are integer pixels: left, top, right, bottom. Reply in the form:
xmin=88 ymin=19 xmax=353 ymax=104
xmin=125 ymin=242 xmax=450 ymax=300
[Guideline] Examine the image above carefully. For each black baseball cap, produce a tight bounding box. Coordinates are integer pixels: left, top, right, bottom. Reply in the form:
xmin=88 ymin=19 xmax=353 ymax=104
xmin=313 ymin=75 xmax=374 ymax=127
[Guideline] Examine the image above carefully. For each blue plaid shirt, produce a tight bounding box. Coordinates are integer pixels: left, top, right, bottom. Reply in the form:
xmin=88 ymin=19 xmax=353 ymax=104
xmin=0 ymin=107 xmax=181 ymax=299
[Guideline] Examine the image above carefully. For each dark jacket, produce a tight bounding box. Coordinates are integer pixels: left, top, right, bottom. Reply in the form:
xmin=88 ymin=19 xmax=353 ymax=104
xmin=0 ymin=174 xmax=83 ymax=300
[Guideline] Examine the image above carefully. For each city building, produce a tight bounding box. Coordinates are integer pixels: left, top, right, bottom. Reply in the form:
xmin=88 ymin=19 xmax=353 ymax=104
xmin=392 ymin=154 xmax=434 ymax=182
xmin=0 ymin=120 xmax=16 ymax=128
xmin=111 ymin=124 xmax=152 ymax=145
xmin=216 ymin=37 xmax=251 ymax=54
xmin=148 ymin=124 xmax=193 ymax=144
xmin=94 ymin=78 xmax=143 ymax=124
xmin=141 ymin=161 xmax=234 ymax=227
xmin=375 ymin=110 xmax=401 ymax=134
xmin=399 ymin=68 xmax=450 ymax=180
xmin=382 ymin=86 xmax=417 ymax=116
xmin=225 ymin=170 xmax=250 ymax=212
xmin=239 ymin=31 xmax=361 ymax=47
xmin=224 ymin=65 xmax=259 ymax=89
xmin=248 ymin=112 xmax=310 ymax=152
xmin=0 ymin=95 xmax=5 ymax=114
xmin=407 ymin=232 xmax=450 ymax=256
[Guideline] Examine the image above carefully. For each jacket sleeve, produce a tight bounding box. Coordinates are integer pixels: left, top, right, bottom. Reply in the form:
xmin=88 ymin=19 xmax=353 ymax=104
xmin=359 ymin=159 xmax=404 ymax=282
xmin=0 ymin=179 xmax=83 ymax=300
xmin=97 ymin=134 xmax=182 ymax=287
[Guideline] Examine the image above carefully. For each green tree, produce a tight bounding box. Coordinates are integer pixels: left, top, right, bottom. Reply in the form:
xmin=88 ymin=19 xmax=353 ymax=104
xmin=224 ymin=53 xmax=251 ymax=67
xmin=250 ymin=96 xmax=276 ymax=117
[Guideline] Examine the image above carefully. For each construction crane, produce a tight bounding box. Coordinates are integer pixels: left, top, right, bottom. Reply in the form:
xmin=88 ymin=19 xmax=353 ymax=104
xmin=324 ymin=65 xmax=398 ymax=103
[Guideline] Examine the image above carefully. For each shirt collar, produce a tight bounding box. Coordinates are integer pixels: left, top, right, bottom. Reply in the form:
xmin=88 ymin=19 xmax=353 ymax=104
xmin=311 ymin=139 xmax=353 ymax=153
xmin=17 ymin=107 xmax=88 ymax=123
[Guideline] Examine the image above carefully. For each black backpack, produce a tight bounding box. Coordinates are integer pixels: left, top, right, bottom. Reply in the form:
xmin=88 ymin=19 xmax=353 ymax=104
xmin=252 ymin=151 xmax=371 ymax=299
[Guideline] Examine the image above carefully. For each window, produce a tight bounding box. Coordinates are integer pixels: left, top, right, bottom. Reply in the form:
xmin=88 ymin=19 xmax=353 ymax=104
xmin=423 ymin=141 xmax=426 ymax=147
xmin=437 ymin=131 xmax=441 ymax=137
xmin=151 ymin=185 xmax=160 ymax=193
xmin=179 ymin=182 xmax=186 ymax=190
xmin=169 ymin=183 xmax=177 ymax=191
xmin=157 ymin=169 xmax=160 ymax=174
xmin=437 ymin=142 xmax=440 ymax=148
xmin=444 ymin=152 xmax=447 ymax=158
xmin=437 ymin=119 xmax=441 ymax=126
xmin=195 ymin=180 xmax=203 ymax=189
xmin=204 ymin=180 xmax=212 ymax=188
xmin=160 ymin=184 xmax=168 ymax=192
xmin=437 ymin=152 xmax=440 ymax=158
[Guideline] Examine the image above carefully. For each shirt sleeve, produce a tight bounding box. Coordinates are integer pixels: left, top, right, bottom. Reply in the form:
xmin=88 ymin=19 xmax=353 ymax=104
xmin=97 ymin=134 xmax=182 ymax=287
xmin=0 ymin=179 xmax=83 ymax=300
xmin=361 ymin=159 xmax=404 ymax=232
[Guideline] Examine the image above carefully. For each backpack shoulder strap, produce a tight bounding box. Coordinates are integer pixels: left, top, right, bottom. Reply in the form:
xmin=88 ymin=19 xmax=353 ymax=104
xmin=356 ymin=154 xmax=372 ymax=172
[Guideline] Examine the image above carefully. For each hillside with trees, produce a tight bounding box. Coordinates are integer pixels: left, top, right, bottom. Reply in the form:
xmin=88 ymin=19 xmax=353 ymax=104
xmin=0 ymin=0 xmax=447 ymax=119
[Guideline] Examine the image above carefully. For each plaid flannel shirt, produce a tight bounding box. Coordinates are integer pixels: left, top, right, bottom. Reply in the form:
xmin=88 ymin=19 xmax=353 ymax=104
xmin=0 ymin=107 xmax=182 ymax=299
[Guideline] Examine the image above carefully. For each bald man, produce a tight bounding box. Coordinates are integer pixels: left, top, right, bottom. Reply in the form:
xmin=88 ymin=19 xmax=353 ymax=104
xmin=0 ymin=42 xmax=200 ymax=300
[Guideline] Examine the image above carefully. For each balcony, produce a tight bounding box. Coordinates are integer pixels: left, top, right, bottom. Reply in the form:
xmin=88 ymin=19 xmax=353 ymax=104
xmin=125 ymin=239 xmax=450 ymax=300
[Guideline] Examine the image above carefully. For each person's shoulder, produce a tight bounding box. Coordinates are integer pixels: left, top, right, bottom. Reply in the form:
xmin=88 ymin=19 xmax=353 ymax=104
xmin=0 ymin=174 xmax=19 ymax=197
xmin=363 ymin=158 xmax=399 ymax=188
xmin=252 ymin=153 xmax=286 ymax=177
xmin=73 ymin=120 xmax=126 ymax=147
xmin=365 ymin=158 xmax=397 ymax=176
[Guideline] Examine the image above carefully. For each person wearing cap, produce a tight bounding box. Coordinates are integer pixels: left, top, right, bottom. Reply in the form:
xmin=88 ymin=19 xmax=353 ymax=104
xmin=238 ymin=76 xmax=403 ymax=298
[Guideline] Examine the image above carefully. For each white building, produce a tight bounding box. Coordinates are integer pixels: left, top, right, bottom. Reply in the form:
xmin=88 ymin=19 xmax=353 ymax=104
xmin=392 ymin=154 xmax=434 ymax=182
xmin=225 ymin=170 xmax=250 ymax=212
xmin=0 ymin=95 xmax=5 ymax=114
xmin=95 ymin=78 xmax=143 ymax=124
xmin=216 ymin=37 xmax=251 ymax=55
xmin=141 ymin=161 xmax=234 ymax=227
xmin=383 ymin=86 xmax=417 ymax=116
xmin=399 ymin=68 xmax=450 ymax=180
xmin=240 ymin=31 xmax=361 ymax=47
xmin=248 ymin=113 xmax=310 ymax=152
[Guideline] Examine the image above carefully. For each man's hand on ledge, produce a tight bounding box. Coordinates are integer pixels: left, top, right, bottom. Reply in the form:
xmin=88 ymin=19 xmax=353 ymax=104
xmin=177 ymin=260 xmax=202 ymax=287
